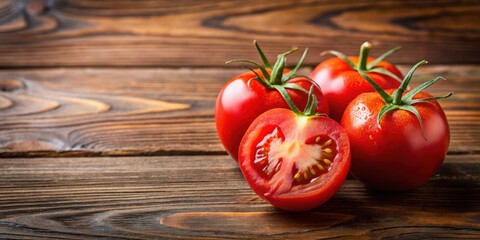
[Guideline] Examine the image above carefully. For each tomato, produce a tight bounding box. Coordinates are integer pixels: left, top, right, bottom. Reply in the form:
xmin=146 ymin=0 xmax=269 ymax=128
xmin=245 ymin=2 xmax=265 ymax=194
xmin=238 ymin=108 xmax=350 ymax=211
xmin=310 ymin=42 xmax=403 ymax=121
xmin=216 ymin=41 xmax=329 ymax=160
xmin=341 ymin=61 xmax=451 ymax=191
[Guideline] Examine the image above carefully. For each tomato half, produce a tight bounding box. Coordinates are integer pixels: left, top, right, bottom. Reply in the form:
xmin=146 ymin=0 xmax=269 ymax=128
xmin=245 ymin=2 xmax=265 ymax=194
xmin=215 ymin=71 xmax=329 ymax=161
xmin=341 ymin=90 xmax=450 ymax=191
xmin=238 ymin=108 xmax=350 ymax=211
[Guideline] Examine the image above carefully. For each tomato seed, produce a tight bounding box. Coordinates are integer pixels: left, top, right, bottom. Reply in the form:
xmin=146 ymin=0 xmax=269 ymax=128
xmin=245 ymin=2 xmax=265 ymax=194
xmin=316 ymin=163 xmax=324 ymax=170
xmin=294 ymin=172 xmax=302 ymax=181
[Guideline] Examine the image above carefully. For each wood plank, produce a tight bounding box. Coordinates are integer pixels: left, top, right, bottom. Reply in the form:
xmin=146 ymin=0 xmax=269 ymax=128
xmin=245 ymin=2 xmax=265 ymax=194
xmin=0 ymin=154 xmax=478 ymax=239
xmin=0 ymin=65 xmax=478 ymax=157
xmin=0 ymin=0 xmax=479 ymax=67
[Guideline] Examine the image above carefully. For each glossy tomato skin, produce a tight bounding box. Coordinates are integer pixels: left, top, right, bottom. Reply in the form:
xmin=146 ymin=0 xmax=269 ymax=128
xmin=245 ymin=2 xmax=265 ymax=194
xmin=238 ymin=108 xmax=350 ymax=211
xmin=341 ymin=90 xmax=449 ymax=191
xmin=310 ymin=57 xmax=403 ymax=121
xmin=215 ymin=70 xmax=329 ymax=161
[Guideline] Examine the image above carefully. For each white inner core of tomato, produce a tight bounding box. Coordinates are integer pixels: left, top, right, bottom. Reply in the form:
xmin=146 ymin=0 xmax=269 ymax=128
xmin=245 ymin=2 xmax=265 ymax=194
xmin=255 ymin=126 xmax=335 ymax=197
xmin=269 ymin=139 xmax=323 ymax=174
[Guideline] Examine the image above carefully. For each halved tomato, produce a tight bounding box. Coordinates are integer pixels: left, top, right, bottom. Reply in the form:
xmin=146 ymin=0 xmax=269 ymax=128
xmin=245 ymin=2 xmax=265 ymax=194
xmin=238 ymin=108 xmax=351 ymax=211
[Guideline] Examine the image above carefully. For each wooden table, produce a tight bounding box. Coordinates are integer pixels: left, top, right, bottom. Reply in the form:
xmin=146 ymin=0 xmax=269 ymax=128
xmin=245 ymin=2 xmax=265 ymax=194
xmin=0 ymin=0 xmax=479 ymax=239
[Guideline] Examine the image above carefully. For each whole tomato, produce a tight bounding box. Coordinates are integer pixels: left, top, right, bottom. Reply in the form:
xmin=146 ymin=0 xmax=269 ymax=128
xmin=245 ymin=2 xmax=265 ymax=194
xmin=238 ymin=89 xmax=350 ymax=211
xmin=310 ymin=42 xmax=403 ymax=121
xmin=341 ymin=61 xmax=452 ymax=191
xmin=216 ymin=41 xmax=329 ymax=160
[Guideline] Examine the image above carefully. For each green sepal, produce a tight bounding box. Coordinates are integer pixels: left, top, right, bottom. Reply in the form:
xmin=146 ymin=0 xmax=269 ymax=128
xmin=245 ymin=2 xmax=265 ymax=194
xmin=282 ymin=48 xmax=308 ymax=82
xmin=273 ymin=84 xmax=323 ymax=117
xmin=303 ymin=86 xmax=317 ymax=116
xmin=399 ymin=105 xmax=427 ymax=140
xmin=377 ymin=104 xmax=427 ymax=140
xmin=303 ymin=85 xmax=328 ymax=117
xmin=392 ymin=60 xmax=427 ymax=104
xmin=280 ymin=47 xmax=298 ymax=57
xmin=226 ymin=59 xmax=271 ymax=80
xmin=357 ymin=69 xmax=393 ymax=103
xmin=283 ymin=83 xmax=309 ymax=93
xmin=407 ymin=92 xmax=453 ymax=105
xmin=369 ymin=67 xmax=403 ymax=83
xmin=270 ymin=54 xmax=286 ymax=85
xmin=243 ymin=66 xmax=272 ymax=89
xmin=377 ymin=104 xmax=399 ymax=126
xmin=402 ymin=76 xmax=445 ymax=103
xmin=321 ymin=50 xmax=356 ymax=69
xmin=272 ymin=85 xmax=302 ymax=115
xmin=367 ymin=46 xmax=401 ymax=69
xmin=254 ymin=40 xmax=272 ymax=69
xmin=284 ymin=74 xmax=314 ymax=82
xmin=399 ymin=60 xmax=427 ymax=89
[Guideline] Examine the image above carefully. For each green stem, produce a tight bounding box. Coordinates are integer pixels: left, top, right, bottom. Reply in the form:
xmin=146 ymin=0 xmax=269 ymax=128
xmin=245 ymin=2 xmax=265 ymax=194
xmin=358 ymin=42 xmax=372 ymax=71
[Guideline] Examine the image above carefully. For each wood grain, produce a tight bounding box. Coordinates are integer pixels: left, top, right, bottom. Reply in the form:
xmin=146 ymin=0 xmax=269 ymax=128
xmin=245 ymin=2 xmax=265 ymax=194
xmin=0 ymin=0 xmax=479 ymax=67
xmin=0 ymin=1 xmax=478 ymax=238
xmin=0 ymin=65 xmax=478 ymax=157
xmin=0 ymin=154 xmax=478 ymax=239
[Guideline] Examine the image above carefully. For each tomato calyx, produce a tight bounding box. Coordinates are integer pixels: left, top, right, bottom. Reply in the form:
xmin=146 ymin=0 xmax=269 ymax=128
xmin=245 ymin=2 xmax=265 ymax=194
xmin=322 ymin=42 xmax=403 ymax=82
xmin=226 ymin=40 xmax=315 ymax=100
xmin=226 ymin=40 xmax=310 ymax=86
xmin=357 ymin=60 xmax=453 ymax=139
xmin=274 ymin=84 xmax=326 ymax=117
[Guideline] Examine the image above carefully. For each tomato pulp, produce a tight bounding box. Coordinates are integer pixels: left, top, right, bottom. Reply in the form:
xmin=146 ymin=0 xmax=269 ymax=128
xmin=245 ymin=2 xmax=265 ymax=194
xmin=239 ymin=108 xmax=350 ymax=211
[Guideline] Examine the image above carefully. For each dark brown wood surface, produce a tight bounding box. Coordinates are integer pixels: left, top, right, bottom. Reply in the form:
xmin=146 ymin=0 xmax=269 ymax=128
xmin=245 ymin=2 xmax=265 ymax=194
xmin=0 ymin=0 xmax=479 ymax=239
xmin=0 ymin=154 xmax=478 ymax=239
xmin=0 ymin=0 xmax=479 ymax=67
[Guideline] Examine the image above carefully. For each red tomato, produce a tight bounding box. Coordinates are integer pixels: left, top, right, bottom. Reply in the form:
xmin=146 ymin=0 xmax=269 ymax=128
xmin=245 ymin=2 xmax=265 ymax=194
xmin=341 ymin=62 xmax=451 ymax=191
xmin=238 ymin=108 xmax=350 ymax=211
xmin=310 ymin=42 xmax=403 ymax=121
xmin=216 ymin=42 xmax=329 ymax=160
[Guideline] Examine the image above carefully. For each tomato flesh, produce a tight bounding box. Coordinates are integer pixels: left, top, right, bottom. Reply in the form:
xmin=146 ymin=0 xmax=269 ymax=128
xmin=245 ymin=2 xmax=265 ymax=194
xmin=239 ymin=108 xmax=350 ymax=211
